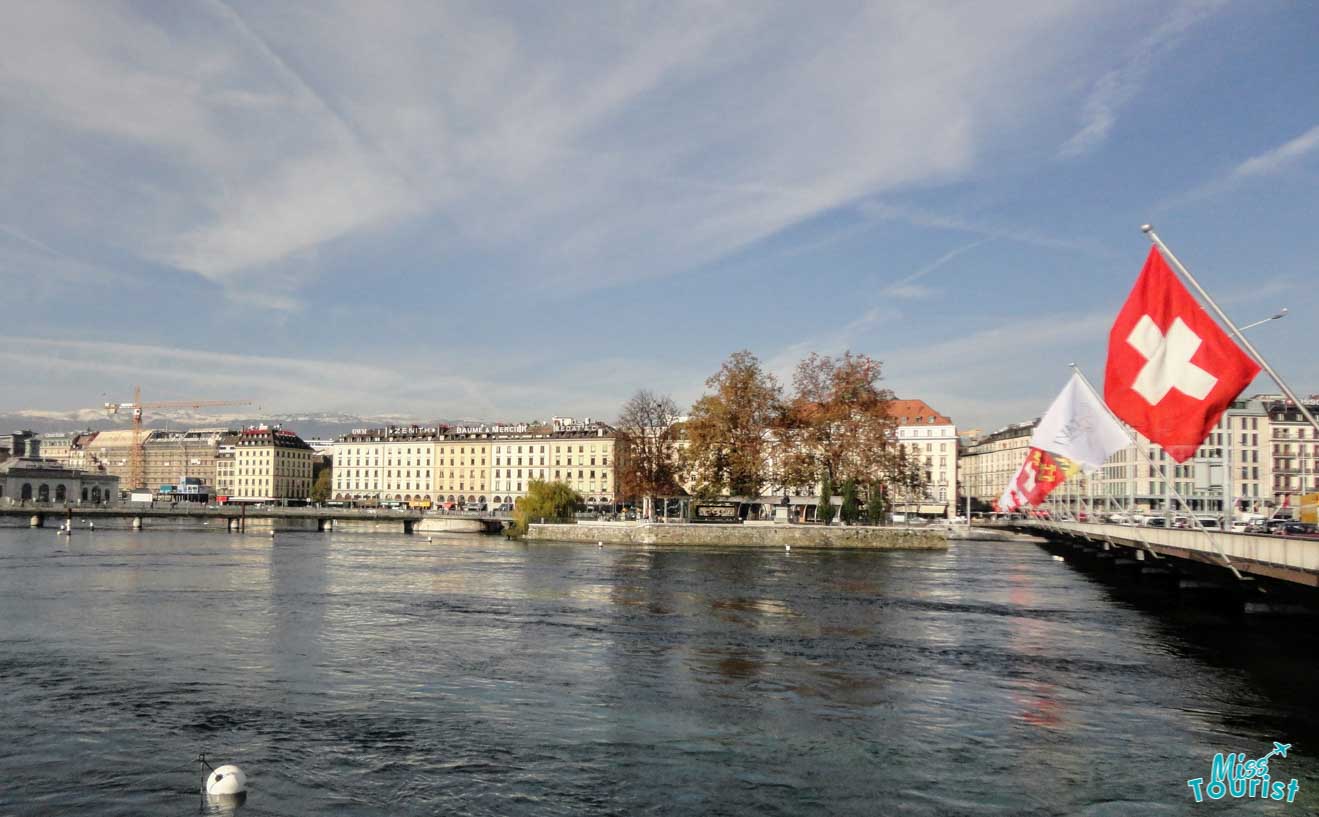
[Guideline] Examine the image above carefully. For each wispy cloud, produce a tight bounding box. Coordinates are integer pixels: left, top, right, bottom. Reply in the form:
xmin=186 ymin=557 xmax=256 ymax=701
xmin=0 ymin=335 xmax=718 ymax=423
xmin=1058 ymin=0 xmax=1226 ymax=159
xmin=858 ymin=201 xmax=1101 ymax=255
xmin=0 ymin=2 xmax=1136 ymax=305
xmin=881 ymin=239 xmax=990 ymax=299
xmin=879 ymin=309 xmax=1116 ymax=429
xmin=1158 ymin=122 xmax=1319 ymax=210
xmin=1229 ymin=124 xmax=1319 ymax=179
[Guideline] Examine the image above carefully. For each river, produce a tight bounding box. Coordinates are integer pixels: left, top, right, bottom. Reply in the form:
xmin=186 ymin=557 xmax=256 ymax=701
xmin=1 ymin=525 xmax=1315 ymax=815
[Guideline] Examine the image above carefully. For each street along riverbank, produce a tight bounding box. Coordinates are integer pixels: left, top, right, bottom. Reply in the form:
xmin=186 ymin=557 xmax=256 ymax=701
xmin=526 ymin=521 xmax=947 ymax=549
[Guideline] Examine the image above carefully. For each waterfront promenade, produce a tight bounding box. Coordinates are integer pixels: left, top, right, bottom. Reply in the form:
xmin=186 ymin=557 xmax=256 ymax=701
xmin=0 ymin=502 xmax=506 ymax=534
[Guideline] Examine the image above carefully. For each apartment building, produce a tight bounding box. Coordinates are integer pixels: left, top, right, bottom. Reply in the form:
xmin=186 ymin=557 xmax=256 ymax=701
xmin=890 ymin=399 xmax=958 ymax=517
xmin=214 ymin=426 xmax=313 ymax=501
xmin=1092 ymin=396 xmax=1271 ymax=514
xmin=331 ymin=418 xmax=615 ymax=508
xmin=1263 ymin=395 xmax=1319 ymax=509
xmin=958 ymin=420 xmax=1038 ymax=507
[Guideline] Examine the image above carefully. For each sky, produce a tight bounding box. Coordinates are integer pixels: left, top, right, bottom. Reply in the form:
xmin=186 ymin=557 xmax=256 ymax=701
xmin=2 ymin=1 xmax=1318 ymax=433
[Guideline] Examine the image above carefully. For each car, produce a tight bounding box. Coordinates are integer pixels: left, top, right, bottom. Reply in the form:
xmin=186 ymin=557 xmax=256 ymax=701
xmin=1273 ymin=522 xmax=1319 ymax=538
xmin=1144 ymin=517 xmax=1167 ymax=528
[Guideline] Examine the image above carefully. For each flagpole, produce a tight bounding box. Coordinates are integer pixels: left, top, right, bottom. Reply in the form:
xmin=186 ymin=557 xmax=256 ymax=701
xmin=1070 ymin=364 xmax=1241 ymax=578
xmin=1142 ymin=225 xmax=1319 ymax=438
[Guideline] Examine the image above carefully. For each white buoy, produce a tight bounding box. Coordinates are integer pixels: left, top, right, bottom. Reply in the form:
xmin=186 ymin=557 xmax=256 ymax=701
xmin=204 ymin=764 xmax=247 ymax=795
xmin=597 ymin=541 xmax=603 ymax=548
xmin=785 ymin=544 xmax=791 ymax=552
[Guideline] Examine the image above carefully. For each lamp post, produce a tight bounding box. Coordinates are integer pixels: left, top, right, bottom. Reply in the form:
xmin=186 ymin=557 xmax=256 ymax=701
xmin=1238 ymin=308 xmax=1288 ymax=332
xmin=1223 ymin=308 xmax=1289 ymax=530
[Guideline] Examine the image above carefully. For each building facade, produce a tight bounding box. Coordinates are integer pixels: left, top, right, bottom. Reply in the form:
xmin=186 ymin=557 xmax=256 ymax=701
xmin=958 ymin=420 xmax=1038 ymax=507
xmin=0 ymin=458 xmax=119 ymax=505
xmin=71 ymin=428 xmax=234 ymax=492
xmin=890 ymin=399 xmax=958 ymax=518
xmin=214 ymin=427 xmax=314 ymax=501
xmin=0 ymin=431 xmax=39 ymax=461
xmin=1262 ymin=395 xmax=1319 ymax=510
xmin=331 ymin=418 xmax=616 ymax=508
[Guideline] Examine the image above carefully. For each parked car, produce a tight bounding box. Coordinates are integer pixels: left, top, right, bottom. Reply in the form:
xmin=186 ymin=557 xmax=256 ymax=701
xmin=1272 ymin=522 xmax=1319 ymax=538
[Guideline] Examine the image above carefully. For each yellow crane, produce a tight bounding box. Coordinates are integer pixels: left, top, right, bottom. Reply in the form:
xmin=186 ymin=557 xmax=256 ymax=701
xmin=104 ymin=386 xmax=253 ymax=490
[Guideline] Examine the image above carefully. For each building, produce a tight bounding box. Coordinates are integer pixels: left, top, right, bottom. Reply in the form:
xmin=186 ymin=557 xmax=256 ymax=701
xmin=1092 ymin=396 xmax=1272 ymax=515
xmin=139 ymin=429 xmax=232 ymax=491
xmin=0 ymin=458 xmax=119 ymax=505
xmin=72 ymin=428 xmax=234 ymax=491
xmin=889 ymin=399 xmax=959 ymax=518
xmin=332 ymin=425 xmax=447 ymax=505
xmin=35 ymin=431 xmax=87 ymax=465
xmin=0 ymin=431 xmax=39 ymax=461
xmin=1262 ymin=395 xmax=1319 ymax=511
xmin=213 ymin=426 xmax=314 ymax=502
xmin=331 ymin=418 xmax=616 ymax=508
xmin=958 ymin=420 xmax=1038 ymax=508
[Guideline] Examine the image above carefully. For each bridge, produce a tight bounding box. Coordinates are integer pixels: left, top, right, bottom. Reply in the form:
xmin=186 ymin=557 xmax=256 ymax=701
xmin=0 ymin=503 xmax=510 ymax=535
xmin=1003 ymin=520 xmax=1319 ymax=590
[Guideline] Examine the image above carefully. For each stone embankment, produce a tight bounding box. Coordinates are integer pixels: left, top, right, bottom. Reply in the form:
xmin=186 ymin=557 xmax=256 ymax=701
xmin=526 ymin=522 xmax=947 ymax=550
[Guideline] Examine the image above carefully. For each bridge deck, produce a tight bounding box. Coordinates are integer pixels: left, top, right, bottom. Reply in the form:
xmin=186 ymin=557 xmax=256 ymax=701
xmin=1015 ymin=521 xmax=1319 ymax=587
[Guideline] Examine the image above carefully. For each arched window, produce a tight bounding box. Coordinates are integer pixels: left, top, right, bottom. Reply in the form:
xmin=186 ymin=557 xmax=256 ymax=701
xmin=56 ymin=485 xmax=67 ymax=502
xmin=22 ymin=483 xmax=33 ymax=501
xmin=81 ymin=487 xmax=89 ymax=502
xmin=38 ymin=484 xmax=50 ymax=502
xmin=91 ymin=486 xmax=101 ymax=502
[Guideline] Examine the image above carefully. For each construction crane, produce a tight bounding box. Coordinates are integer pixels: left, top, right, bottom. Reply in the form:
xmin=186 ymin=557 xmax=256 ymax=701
xmin=104 ymin=386 xmax=252 ymax=490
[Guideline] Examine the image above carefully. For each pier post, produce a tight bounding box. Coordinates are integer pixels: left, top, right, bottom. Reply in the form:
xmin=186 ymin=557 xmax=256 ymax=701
xmin=132 ymin=516 xmax=142 ymax=530
xmin=403 ymin=519 xmax=414 ymax=535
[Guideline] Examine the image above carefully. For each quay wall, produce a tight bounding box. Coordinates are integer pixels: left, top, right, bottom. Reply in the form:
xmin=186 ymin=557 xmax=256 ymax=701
xmin=526 ymin=522 xmax=947 ymax=550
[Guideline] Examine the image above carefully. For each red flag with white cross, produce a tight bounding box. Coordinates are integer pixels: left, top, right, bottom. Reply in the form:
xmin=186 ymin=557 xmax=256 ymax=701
xmin=1104 ymin=247 xmax=1260 ymax=462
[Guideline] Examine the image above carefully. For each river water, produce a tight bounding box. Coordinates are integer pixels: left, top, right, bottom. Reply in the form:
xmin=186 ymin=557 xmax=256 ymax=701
xmin=1 ymin=525 xmax=1315 ymax=815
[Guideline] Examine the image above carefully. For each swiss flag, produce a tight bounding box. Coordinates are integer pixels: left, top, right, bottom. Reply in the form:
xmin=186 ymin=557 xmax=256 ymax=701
xmin=1105 ymin=247 xmax=1260 ymax=462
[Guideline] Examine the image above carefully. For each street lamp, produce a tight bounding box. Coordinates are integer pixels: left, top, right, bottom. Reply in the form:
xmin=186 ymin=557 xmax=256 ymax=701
xmin=1219 ymin=307 xmax=1289 ymax=527
xmin=1239 ymin=308 xmax=1287 ymax=332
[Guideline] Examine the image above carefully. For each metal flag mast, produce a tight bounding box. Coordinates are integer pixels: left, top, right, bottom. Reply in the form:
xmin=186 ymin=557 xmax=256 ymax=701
xmin=1142 ymin=225 xmax=1319 ymax=438
xmin=1069 ymin=364 xmax=1241 ymax=578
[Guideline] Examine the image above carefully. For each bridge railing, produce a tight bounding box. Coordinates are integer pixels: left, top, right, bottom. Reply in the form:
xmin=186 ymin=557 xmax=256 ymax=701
xmin=1034 ymin=521 xmax=1319 ymax=575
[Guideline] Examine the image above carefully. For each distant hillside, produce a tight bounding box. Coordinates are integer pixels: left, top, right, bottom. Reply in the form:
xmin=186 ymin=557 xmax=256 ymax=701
xmin=0 ymin=410 xmax=474 ymax=440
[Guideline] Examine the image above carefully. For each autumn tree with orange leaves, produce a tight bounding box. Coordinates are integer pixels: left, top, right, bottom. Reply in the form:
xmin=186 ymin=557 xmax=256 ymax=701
xmin=780 ymin=351 xmax=899 ymax=491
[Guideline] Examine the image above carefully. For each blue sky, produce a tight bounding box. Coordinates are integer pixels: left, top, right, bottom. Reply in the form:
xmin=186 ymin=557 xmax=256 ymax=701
xmin=2 ymin=1 xmax=1317 ymax=432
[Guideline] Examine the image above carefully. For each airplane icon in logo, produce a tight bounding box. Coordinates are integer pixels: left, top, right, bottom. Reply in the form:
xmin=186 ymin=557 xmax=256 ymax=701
xmin=1260 ymin=742 xmax=1291 ymax=762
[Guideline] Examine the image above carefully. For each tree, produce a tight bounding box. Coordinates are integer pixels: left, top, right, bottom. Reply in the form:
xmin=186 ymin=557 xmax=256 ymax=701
xmin=818 ymin=470 xmax=836 ymax=525
xmin=865 ymin=481 xmax=887 ymax=525
xmin=310 ymin=468 xmax=332 ymax=503
xmin=682 ymin=351 xmax=783 ymax=497
xmin=510 ymin=480 xmax=583 ymax=537
xmin=894 ymin=447 xmax=927 ymax=519
xmin=781 ymin=351 xmax=898 ymax=492
xmin=840 ymin=478 xmax=860 ymax=524
xmin=615 ymin=390 xmax=683 ymax=519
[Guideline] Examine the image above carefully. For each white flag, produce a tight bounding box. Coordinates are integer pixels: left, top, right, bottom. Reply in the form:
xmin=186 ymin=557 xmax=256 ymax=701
xmin=1030 ymin=373 xmax=1130 ymax=472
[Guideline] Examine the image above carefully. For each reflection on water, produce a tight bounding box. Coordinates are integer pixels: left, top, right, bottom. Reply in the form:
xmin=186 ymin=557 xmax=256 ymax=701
xmin=1 ymin=527 xmax=1316 ymax=815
